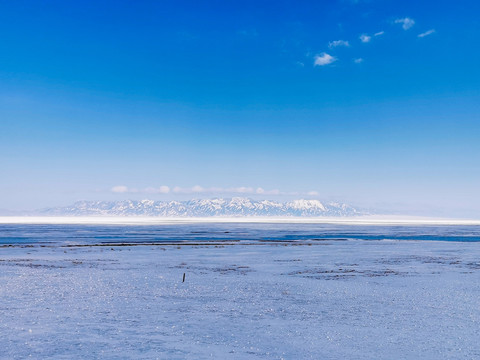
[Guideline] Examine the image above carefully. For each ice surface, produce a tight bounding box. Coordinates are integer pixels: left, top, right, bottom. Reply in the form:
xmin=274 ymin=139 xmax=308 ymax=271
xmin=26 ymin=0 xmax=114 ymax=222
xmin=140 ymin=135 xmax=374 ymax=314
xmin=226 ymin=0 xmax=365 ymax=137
xmin=1 ymin=232 xmax=480 ymax=359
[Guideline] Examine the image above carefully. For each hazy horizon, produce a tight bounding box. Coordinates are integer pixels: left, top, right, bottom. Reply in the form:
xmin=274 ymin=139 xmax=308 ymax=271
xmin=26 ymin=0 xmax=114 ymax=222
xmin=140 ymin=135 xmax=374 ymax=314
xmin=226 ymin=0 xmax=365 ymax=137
xmin=1 ymin=196 xmax=479 ymax=220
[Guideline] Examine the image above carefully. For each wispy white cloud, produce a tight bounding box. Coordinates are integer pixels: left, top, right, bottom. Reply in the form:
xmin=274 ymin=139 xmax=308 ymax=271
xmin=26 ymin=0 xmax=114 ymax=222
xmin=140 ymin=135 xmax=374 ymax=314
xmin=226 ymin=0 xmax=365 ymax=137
xmin=144 ymin=186 xmax=171 ymax=194
xmin=374 ymin=31 xmax=384 ymax=36
xmin=232 ymin=187 xmax=254 ymax=193
xmin=354 ymin=58 xmax=364 ymax=64
xmin=328 ymin=40 xmax=350 ymax=48
xmin=191 ymin=185 xmax=205 ymax=193
xmin=256 ymin=187 xmax=281 ymax=195
xmin=111 ymin=185 xmax=319 ymax=197
xmin=159 ymin=185 xmax=171 ymax=193
xmin=111 ymin=185 xmax=129 ymax=193
xmin=418 ymin=29 xmax=435 ymax=38
xmin=173 ymin=186 xmax=283 ymax=195
xmin=359 ymin=34 xmax=371 ymax=43
xmin=172 ymin=186 xmax=256 ymax=194
xmin=111 ymin=185 xmax=169 ymax=194
xmin=395 ymin=17 xmax=415 ymax=30
xmin=314 ymin=53 xmax=336 ymax=66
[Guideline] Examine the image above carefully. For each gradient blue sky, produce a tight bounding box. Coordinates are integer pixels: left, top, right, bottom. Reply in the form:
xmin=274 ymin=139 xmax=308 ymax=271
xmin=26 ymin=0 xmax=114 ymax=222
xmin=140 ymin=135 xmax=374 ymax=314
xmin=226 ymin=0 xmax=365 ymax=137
xmin=1 ymin=0 xmax=479 ymax=216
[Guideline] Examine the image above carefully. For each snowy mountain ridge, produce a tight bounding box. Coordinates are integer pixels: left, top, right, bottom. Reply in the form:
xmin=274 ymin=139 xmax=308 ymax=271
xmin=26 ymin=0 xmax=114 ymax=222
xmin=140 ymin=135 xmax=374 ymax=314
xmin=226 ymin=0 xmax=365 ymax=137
xmin=40 ymin=198 xmax=364 ymax=217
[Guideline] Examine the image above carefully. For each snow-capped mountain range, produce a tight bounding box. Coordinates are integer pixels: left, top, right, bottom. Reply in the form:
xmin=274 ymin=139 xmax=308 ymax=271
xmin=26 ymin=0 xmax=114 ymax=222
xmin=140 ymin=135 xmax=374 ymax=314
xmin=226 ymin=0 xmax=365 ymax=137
xmin=40 ymin=198 xmax=364 ymax=217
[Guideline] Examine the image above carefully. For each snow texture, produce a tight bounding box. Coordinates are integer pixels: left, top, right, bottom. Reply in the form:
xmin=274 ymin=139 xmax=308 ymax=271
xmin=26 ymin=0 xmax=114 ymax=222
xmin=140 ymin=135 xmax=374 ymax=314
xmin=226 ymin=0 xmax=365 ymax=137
xmin=1 ymin=224 xmax=480 ymax=359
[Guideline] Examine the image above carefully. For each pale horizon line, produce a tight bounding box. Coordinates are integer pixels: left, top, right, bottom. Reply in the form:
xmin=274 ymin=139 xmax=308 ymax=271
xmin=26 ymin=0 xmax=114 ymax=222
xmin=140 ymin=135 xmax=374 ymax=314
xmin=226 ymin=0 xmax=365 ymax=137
xmin=1 ymin=215 xmax=479 ymax=226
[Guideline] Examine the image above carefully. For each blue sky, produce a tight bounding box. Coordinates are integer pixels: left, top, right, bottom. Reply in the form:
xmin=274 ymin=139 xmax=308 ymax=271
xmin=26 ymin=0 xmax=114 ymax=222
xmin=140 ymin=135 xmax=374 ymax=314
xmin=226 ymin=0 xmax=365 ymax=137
xmin=1 ymin=0 xmax=479 ymax=216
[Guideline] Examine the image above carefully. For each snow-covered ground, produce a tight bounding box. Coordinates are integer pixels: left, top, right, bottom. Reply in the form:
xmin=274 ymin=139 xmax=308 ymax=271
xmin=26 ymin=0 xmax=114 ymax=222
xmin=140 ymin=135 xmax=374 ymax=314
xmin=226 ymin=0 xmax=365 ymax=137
xmin=1 ymin=239 xmax=480 ymax=359
xmin=2 ymin=215 xmax=480 ymax=225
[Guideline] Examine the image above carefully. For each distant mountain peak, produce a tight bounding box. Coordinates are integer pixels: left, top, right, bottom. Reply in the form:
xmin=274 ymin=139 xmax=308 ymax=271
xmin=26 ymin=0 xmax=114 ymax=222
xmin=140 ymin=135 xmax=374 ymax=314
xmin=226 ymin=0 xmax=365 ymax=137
xmin=39 ymin=197 xmax=365 ymax=217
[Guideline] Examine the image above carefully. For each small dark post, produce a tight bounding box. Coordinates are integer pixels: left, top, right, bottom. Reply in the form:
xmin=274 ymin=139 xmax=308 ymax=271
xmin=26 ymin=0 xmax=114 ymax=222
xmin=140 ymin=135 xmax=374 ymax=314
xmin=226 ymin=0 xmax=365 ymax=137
xmin=182 ymin=273 xmax=186 ymax=282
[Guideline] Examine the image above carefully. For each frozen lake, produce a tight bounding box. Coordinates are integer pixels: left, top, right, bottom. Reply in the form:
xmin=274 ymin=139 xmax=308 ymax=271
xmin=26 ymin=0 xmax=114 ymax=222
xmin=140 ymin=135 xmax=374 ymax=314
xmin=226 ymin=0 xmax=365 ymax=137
xmin=1 ymin=223 xmax=480 ymax=359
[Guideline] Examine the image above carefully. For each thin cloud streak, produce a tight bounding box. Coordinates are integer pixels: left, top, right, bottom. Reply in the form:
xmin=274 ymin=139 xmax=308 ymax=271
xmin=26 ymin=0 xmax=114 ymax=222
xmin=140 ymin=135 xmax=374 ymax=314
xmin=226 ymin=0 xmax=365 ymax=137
xmin=328 ymin=40 xmax=350 ymax=48
xmin=418 ymin=29 xmax=435 ymax=38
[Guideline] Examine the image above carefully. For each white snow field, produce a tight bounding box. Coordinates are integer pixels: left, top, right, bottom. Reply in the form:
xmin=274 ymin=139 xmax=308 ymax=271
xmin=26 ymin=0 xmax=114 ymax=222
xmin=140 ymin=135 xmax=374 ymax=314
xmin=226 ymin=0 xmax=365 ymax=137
xmin=2 ymin=215 xmax=480 ymax=225
xmin=1 ymin=239 xmax=480 ymax=359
